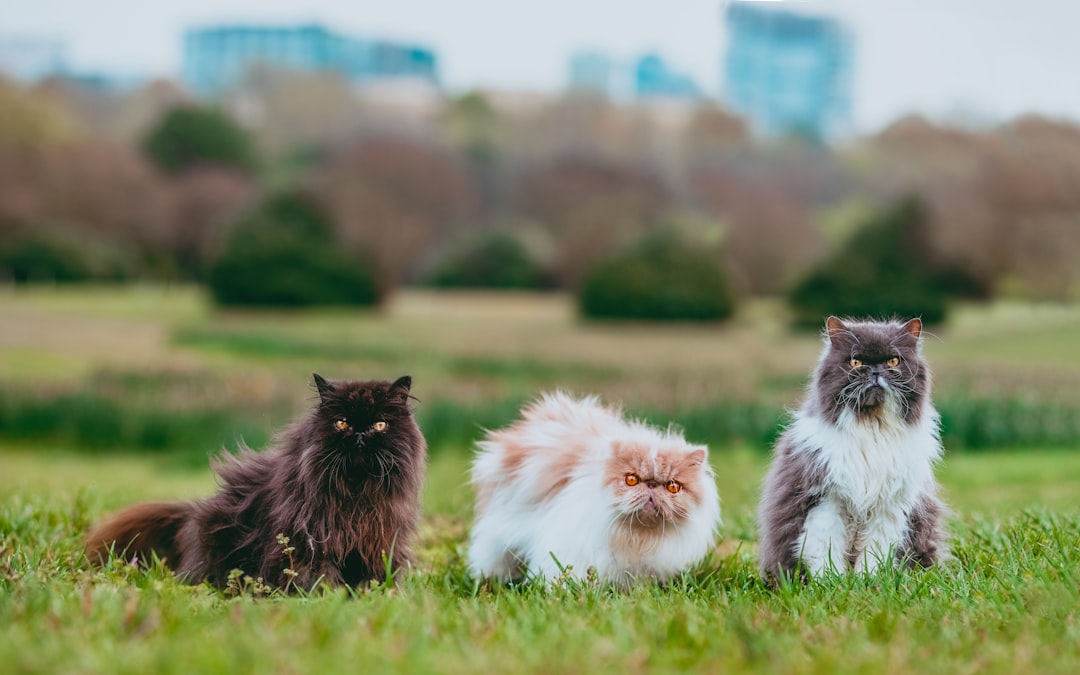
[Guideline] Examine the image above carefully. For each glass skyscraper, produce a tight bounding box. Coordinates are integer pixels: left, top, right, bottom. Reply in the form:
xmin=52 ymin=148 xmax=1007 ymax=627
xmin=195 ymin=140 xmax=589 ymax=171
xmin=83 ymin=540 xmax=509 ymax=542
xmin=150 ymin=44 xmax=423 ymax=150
xmin=724 ymin=2 xmax=853 ymax=140
xmin=183 ymin=24 xmax=438 ymax=96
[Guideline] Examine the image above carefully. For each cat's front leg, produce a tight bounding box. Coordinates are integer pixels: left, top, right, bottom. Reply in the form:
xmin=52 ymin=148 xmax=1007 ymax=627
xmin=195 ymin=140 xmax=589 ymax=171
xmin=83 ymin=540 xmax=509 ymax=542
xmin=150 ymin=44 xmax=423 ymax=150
xmin=855 ymin=510 xmax=908 ymax=573
xmin=292 ymin=561 xmax=343 ymax=591
xmin=798 ymin=498 xmax=849 ymax=575
xmin=896 ymin=491 xmax=946 ymax=568
xmin=467 ymin=524 xmax=524 ymax=582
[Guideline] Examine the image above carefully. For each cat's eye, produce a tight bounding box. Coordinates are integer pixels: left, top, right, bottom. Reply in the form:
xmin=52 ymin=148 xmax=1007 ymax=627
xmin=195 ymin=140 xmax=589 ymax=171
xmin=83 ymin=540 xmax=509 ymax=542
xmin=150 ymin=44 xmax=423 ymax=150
xmin=886 ymin=356 xmax=901 ymax=368
xmin=334 ymin=419 xmax=349 ymax=431
xmin=666 ymin=481 xmax=682 ymax=494
xmin=625 ymin=473 xmax=639 ymax=487
xmin=849 ymin=358 xmax=863 ymax=368
xmin=372 ymin=421 xmax=388 ymax=432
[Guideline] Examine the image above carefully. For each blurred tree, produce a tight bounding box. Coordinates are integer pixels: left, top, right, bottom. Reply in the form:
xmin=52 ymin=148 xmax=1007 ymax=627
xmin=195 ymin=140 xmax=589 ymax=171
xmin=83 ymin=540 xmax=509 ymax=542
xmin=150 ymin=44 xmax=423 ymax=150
xmin=0 ymin=229 xmax=92 ymax=283
xmin=443 ymin=90 xmax=504 ymax=218
xmin=875 ymin=114 xmax=1080 ymax=301
xmin=208 ymin=191 xmax=377 ymax=307
xmin=680 ymin=104 xmax=749 ymax=164
xmin=0 ymin=138 xmax=173 ymax=281
xmin=691 ymin=166 xmax=823 ymax=295
xmin=164 ymin=168 xmax=258 ymax=281
xmin=35 ymin=78 xmax=190 ymax=144
xmin=224 ymin=65 xmax=365 ymax=158
xmin=143 ymin=105 xmax=257 ymax=175
xmin=312 ymin=135 xmax=475 ymax=296
xmin=427 ymin=232 xmax=551 ymax=290
xmin=579 ymin=232 xmax=735 ymax=322
xmin=787 ymin=197 xmax=960 ymax=327
xmin=514 ymin=155 xmax=670 ymax=286
xmin=0 ymin=78 xmax=77 ymax=156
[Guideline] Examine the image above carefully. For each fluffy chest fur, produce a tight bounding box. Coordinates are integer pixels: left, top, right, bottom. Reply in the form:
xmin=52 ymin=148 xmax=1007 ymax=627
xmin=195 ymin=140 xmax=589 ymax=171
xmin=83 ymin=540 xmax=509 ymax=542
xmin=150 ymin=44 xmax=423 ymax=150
xmin=791 ymin=402 xmax=942 ymax=516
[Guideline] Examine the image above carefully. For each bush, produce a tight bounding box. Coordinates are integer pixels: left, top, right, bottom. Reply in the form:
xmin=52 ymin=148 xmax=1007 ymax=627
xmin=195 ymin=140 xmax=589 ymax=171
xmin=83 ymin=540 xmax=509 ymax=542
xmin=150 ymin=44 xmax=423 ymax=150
xmin=0 ymin=229 xmax=132 ymax=283
xmin=579 ymin=234 xmax=736 ymax=321
xmin=428 ymin=233 xmax=551 ymax=290
xmin=207 ymin=192 xmax=378 ymax=307
xmin=0 ymin=233 xmax=91 ymax=283
xmin=788 ymin=197 xmax=952 ymax=327
xmin=144 ymin=106 xmax=257 ymax=174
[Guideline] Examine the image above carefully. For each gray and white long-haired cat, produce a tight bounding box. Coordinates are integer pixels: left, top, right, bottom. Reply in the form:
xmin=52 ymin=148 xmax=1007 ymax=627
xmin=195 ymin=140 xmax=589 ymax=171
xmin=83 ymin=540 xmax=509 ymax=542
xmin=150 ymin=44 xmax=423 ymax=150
xmin=758 ymin=316 xmax=947 ymax=581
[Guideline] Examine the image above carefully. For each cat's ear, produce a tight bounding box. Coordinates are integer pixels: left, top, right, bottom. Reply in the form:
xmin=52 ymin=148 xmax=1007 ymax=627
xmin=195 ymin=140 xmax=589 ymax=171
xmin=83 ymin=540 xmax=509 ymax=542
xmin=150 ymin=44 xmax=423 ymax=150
xmin=390 ymin=375 xmax=412 ymax=396
xmin=685 ymin=447 xmax=707 ymax=468
xmin=825 ymin=316 xmax=848 ymax=345
xmin=902 ymin=317 xmax=923 ymax=340
xmin=313 ymin=373 xmax=334 ymax=401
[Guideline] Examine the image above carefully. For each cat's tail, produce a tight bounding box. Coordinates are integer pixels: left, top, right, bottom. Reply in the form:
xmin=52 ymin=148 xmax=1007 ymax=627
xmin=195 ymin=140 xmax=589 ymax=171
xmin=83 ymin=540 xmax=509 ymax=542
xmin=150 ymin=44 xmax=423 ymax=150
xmin=85 ymin=501 xmax=191 ymax=568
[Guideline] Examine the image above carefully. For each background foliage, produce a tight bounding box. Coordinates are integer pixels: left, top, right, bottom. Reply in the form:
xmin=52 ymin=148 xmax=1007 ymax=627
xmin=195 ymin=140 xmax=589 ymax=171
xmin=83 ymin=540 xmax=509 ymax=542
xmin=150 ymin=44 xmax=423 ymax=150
xmin=579 ymin=234 xmax=736 ymax=322
xmin=4 ymin=79 xmax=1080 ymax=312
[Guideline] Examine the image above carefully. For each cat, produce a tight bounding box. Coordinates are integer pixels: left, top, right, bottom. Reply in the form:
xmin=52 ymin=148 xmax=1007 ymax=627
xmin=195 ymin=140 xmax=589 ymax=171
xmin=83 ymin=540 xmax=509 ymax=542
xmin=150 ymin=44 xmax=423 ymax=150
xmin=758 ymin=316 xmax=947 ymax=582
xmin=467 ymin=392 xmax=721 ymax=587
xmin=86 ymin=374 xmax=426 ymax=591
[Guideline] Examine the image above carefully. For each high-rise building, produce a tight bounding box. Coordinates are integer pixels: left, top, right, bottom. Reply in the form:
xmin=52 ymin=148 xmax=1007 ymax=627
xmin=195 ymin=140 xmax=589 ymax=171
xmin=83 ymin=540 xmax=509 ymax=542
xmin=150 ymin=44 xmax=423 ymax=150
xmin=183 ymin=24 xmax=438 ymax=96
xmin=568 ymin=51 xmax=615 ymax=95
xmin=723 ymin=1 xmax=853 ymax=140
xmin=634 ymin=54 xmax=701 ymax=100
xmin=568 ymin=51 xmax=700 ymax=102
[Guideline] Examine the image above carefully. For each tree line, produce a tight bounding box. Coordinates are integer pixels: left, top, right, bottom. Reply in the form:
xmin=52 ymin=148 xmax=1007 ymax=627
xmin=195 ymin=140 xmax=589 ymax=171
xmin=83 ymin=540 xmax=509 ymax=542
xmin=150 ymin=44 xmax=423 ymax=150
xmin=2 ymin=73 xmax=1078 ymax=321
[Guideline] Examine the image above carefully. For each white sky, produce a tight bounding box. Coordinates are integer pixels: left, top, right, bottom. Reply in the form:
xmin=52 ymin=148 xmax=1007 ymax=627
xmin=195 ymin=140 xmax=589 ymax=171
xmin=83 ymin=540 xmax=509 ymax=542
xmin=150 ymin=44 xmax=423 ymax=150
xmin=4 ymin=0 xmax=1079 ymax=133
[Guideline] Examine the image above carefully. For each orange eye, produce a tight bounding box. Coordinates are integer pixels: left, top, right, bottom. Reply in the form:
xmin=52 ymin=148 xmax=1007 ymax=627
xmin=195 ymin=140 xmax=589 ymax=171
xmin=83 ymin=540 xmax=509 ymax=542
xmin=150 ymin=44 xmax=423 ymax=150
xmin=666 ymin=481 xmax=682 ymax=494
xmin=334 ymin=419 xmax=349 ymax=431
xmin=886 ymin=356 xmax=901 ymax=368
xmin=625 ymin=473 xmax=639 ymax=487
xmin=849 ymin=358 xmax=863 ymax=368
xmin=372 ymin=421 xmax=388 ymax=432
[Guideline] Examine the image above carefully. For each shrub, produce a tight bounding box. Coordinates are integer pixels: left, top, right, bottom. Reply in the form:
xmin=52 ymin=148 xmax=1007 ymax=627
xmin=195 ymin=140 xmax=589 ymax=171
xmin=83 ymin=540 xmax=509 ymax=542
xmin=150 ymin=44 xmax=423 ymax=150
xmin=0 ymin=232 xmax=92 ymax=283
xmin=428 ymin=232 xmax=551 ymax=290
xmin=788 ymin=197 xmax=952 ymax=327
xmin=0 ymin=229 xmax=132 ymax=283
xmin=144 ymin=106 xmax=257 ymax=174
xmin=578 ymin=234 xmax=736 ymax=321
xmin=207 ymin=192 xmax=378 ymax=307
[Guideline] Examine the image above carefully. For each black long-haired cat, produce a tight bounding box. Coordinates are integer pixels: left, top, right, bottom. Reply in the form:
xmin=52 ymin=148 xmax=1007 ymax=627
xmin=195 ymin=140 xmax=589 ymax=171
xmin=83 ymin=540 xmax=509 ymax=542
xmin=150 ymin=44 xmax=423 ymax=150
xmin=86 ymin=374 xmax=426 ymax=591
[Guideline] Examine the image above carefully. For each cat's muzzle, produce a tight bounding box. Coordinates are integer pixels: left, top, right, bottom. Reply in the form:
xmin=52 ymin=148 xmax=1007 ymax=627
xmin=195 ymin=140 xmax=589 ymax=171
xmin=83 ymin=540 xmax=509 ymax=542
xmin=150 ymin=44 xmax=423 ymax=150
xmin=857 ymin=376 xmax=894 ymax=410
xmin=632 ymin=497 xmax=665 ymax=526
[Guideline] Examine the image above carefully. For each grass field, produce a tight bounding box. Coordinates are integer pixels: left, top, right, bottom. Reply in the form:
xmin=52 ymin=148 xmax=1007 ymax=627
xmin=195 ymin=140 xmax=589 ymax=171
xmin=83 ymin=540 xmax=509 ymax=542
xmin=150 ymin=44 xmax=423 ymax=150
xmin=2 ymin=286 xmax=1080 ymax=673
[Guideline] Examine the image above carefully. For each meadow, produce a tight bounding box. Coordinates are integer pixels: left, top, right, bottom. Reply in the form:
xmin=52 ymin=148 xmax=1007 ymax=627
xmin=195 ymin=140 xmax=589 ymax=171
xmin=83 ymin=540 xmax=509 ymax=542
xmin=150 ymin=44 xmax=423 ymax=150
xmin=2 ymin=286 xmax=1080 ymax=674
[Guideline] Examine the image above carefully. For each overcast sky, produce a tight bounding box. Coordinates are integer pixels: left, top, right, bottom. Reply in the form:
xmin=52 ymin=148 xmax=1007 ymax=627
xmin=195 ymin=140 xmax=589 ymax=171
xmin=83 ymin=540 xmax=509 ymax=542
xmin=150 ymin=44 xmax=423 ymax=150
xmin=4 ymin=0 xmax=1079 ymax=133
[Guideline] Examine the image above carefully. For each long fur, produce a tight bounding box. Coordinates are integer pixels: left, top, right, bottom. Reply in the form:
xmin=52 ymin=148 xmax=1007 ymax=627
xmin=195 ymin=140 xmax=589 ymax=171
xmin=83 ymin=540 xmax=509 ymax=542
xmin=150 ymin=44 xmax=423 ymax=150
xmin=468 ymin=392 xmax=721 ymax=587
xmin=758 ymin=317 xmax=947 ymax=582
xmin=85 ymin=374 xmax=427 ymax=591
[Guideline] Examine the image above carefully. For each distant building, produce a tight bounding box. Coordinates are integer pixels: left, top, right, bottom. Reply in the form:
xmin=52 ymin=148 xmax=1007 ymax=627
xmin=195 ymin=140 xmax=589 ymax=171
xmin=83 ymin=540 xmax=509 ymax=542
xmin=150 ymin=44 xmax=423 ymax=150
xmin=568 ymin=51 xmax=700 ymax=102
xmin=0 ymin=37 xmax=66 ymax=82
xmin=183 ymin=24 xmax=438 ymax=96
xmin=723 ymin=1 xmax=853 ymax=140
xmin=568 ymin=51 xmax=615 ymax=95
xmin=634 ymin=54 xmax=700 ymax=100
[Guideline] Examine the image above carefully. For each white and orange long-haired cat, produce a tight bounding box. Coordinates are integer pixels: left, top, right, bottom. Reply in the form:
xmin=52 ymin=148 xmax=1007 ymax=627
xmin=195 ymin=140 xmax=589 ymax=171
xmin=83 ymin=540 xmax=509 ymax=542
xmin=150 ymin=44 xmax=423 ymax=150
xmin=467 ymin=392 xmax=721 ymax=586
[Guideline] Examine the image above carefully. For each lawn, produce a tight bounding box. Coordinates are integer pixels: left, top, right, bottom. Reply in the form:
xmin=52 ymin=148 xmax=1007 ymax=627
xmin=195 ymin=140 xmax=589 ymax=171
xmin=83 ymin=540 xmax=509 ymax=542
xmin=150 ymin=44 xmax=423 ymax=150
xmin=2 ymin=287 xmax=1079 ymax=673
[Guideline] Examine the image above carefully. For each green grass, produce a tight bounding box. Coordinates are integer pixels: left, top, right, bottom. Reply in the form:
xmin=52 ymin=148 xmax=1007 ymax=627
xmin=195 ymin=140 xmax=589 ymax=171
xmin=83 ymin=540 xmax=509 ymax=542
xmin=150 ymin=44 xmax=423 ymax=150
xmin=2 ymin=447 xmax=1079 ymax=674
xmin=3 ymin=287 xmax=1080 ymax=673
